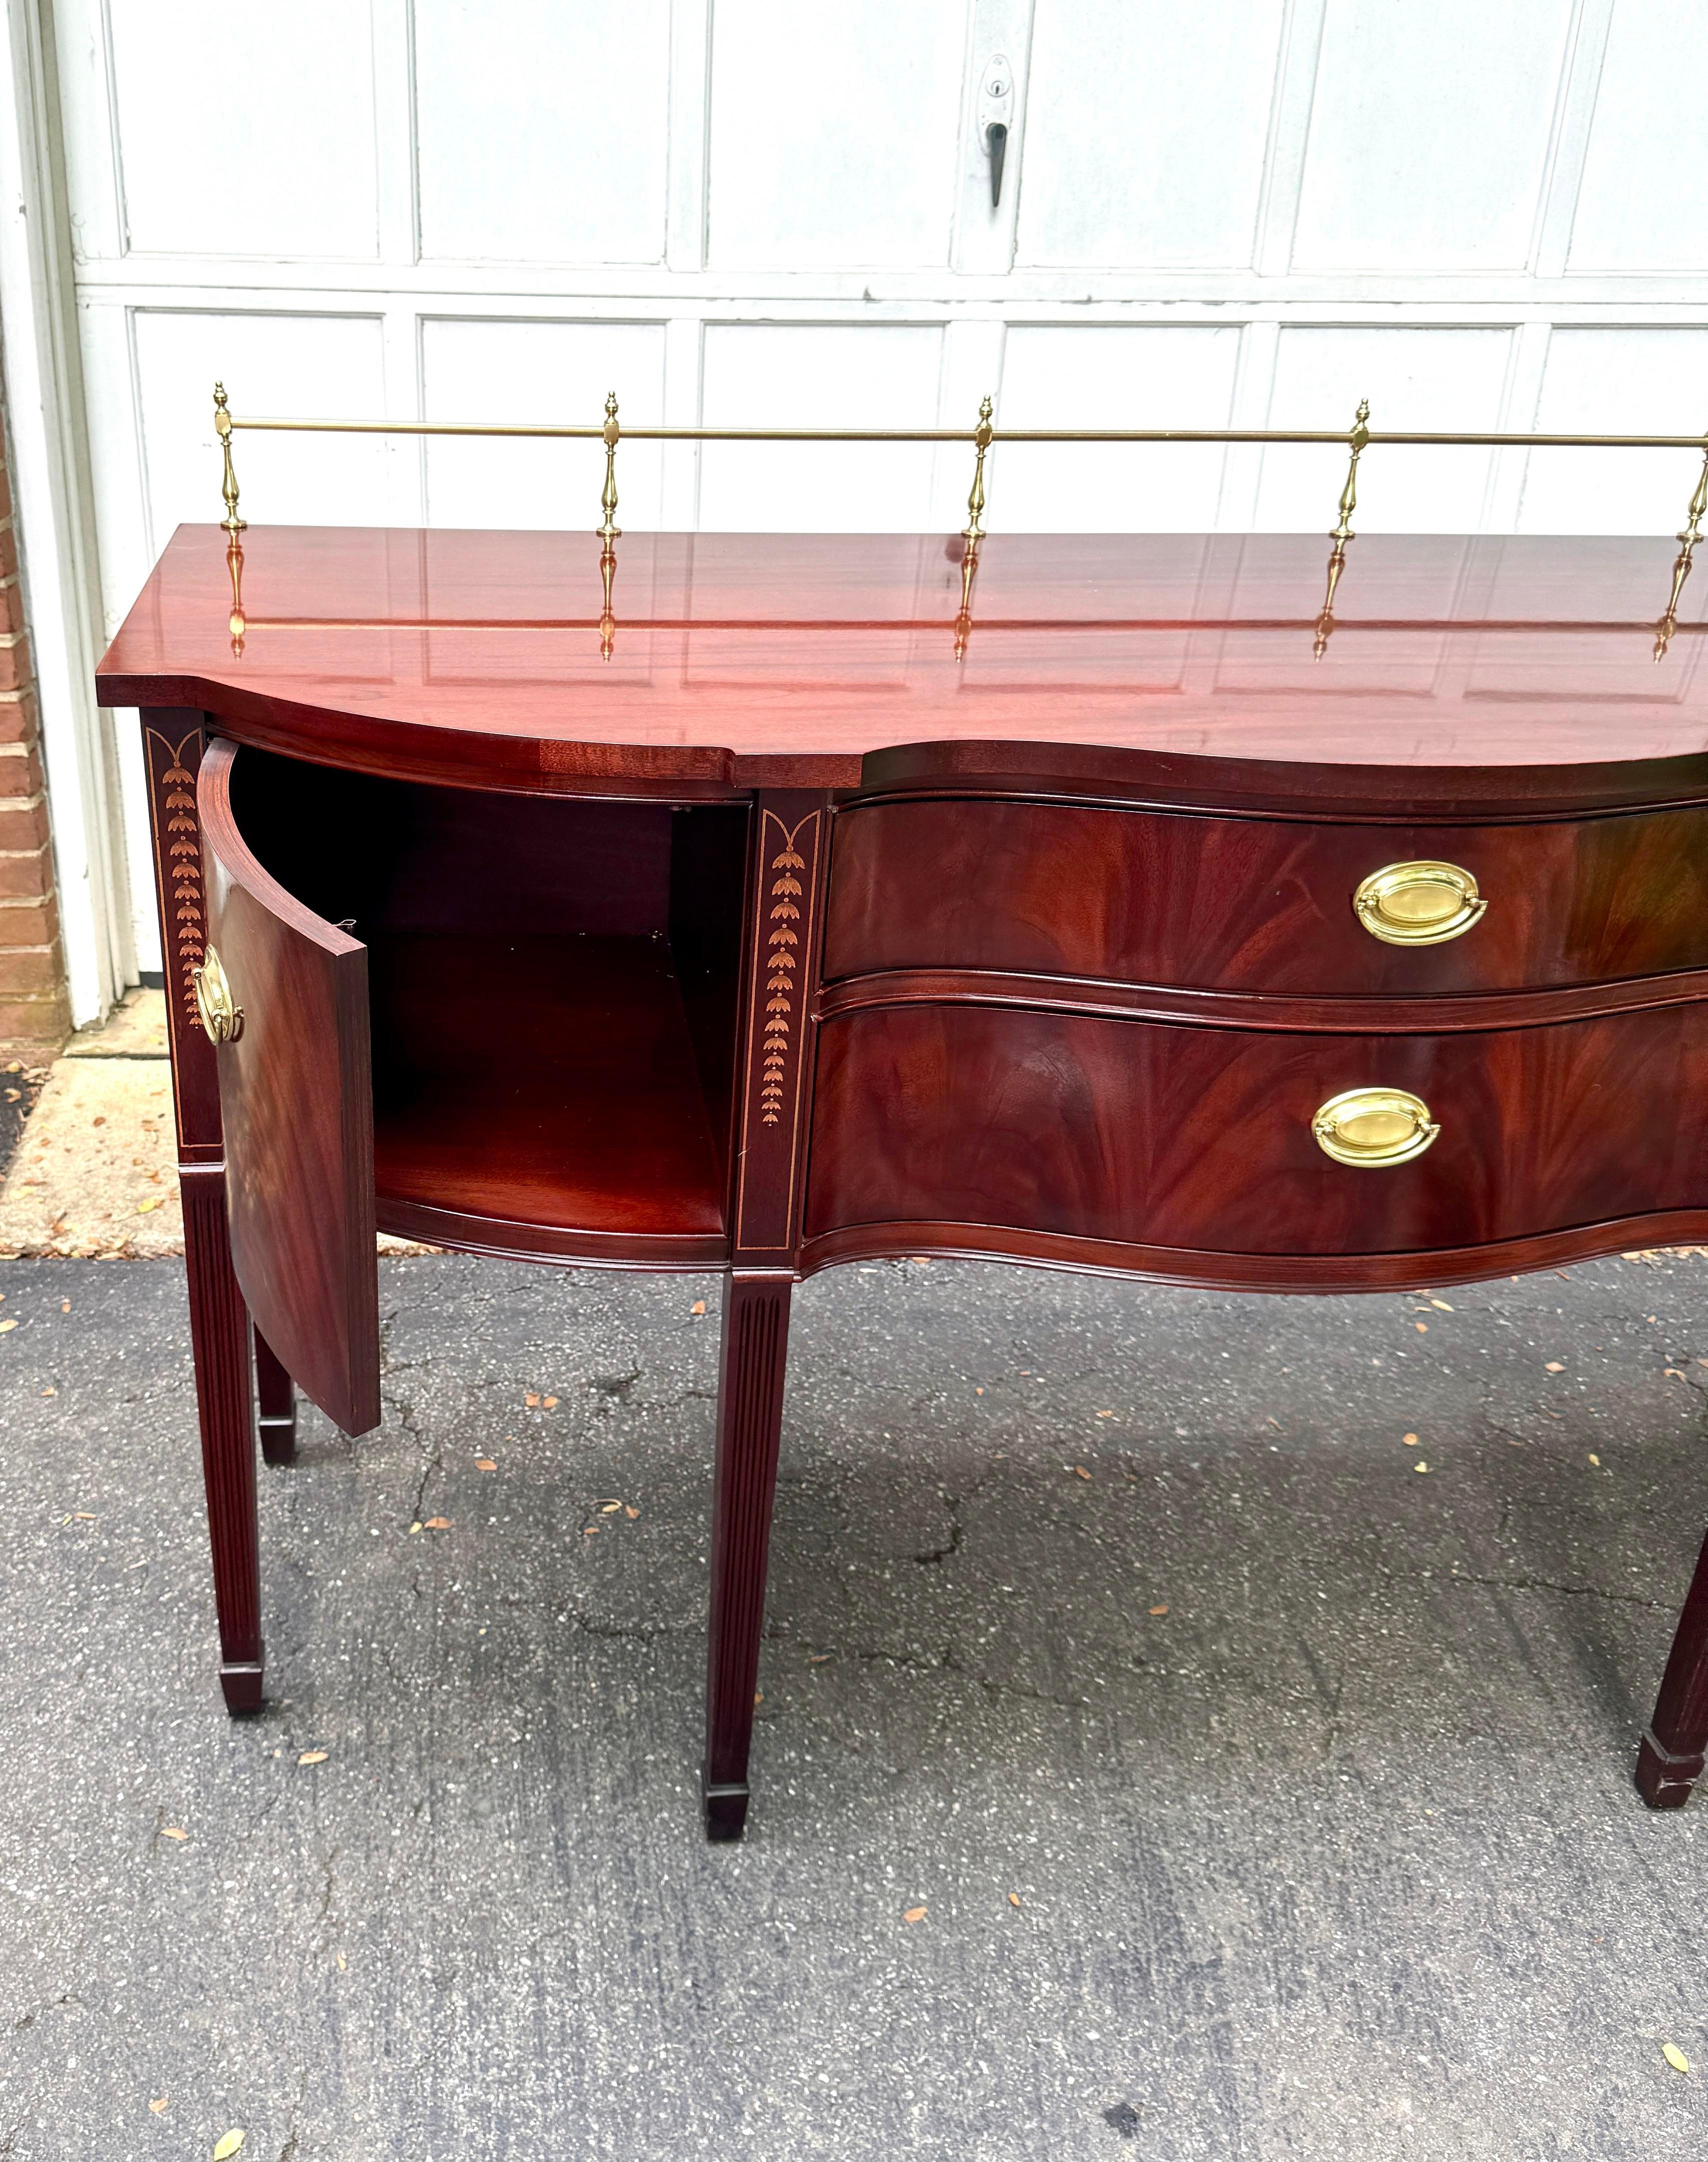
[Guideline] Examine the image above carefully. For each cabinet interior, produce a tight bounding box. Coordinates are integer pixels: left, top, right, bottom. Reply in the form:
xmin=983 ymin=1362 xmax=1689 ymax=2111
xmin=226 ymin=746 xmax=748 ymax=1244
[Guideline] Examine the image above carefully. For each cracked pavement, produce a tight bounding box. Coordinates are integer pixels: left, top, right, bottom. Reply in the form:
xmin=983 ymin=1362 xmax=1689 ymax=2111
xmin=2 ymin=1248 xmax=1707 ymax=2156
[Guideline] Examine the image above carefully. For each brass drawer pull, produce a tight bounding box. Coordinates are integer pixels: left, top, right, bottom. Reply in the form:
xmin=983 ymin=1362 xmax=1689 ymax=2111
xmin=193 ymin=946 xmax=244 ymax=1045
xmin=1312 ymin=1086 xmax=1438 ymax=1168
xmin=1353 ymin=860 xmax=1485 ymax=945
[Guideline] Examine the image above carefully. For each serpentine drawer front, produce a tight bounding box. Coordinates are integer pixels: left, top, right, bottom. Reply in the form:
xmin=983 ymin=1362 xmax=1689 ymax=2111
xmin=823 ymin=797 xmax=1708 ymax=996
xmin=804 ymin=1000 xmax=1708 ymax=1259
xmin=95 ymin=525 xmax=1708 ymax=1835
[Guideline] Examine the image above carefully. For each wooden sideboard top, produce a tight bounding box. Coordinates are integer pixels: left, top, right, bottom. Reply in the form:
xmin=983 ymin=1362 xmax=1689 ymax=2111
xmin=98 ymin=524 xmax=1708 ymax=801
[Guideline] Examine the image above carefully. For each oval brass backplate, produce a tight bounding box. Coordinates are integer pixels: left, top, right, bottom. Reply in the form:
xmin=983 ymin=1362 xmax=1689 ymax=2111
xmin=1353 ymin=860 xmax=1485 ymax=946
xmin=1312 ymin=1086 xmax=1439 ymax=1168
xmin=193 ymin=945 xmax=244 ymax=1045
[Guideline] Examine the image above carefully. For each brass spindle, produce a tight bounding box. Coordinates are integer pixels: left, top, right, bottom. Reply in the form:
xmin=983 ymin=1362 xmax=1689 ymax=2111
xmin=213 ymin=383 xmax=245 ymax=538
xmin=1654 ymin=436 xmax=1708 ymax=660
xmin=1314 ymin=398 xmax=1370 ymax=660
xmin=955 ymin=394 xmax=995 ymax=660
xmin=597 ymin=391 xmax=620 ymax=661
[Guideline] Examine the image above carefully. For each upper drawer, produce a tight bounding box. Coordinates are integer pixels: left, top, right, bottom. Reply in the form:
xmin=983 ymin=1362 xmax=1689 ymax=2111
xmin=823 ymin=797 xmax=1708 ymax=995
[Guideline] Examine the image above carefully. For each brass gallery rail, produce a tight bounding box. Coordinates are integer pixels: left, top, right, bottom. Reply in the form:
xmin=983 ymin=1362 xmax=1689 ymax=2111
xmin=207 ymin=386 xmax=1708 ymax=663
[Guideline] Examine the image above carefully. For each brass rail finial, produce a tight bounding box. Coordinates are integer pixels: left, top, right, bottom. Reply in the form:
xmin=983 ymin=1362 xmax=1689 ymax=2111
xmin=964 ymin=395 xmax=994 ymax=546
xmin=1655 ymin=435 xmax=1708 ymax=660
xmin=1314 ymin=397 xmax=1369 ymax=659
xmin=213 ymin=382 xmax=245 ymax=538
xmin=597 ymin=392 xmax=621 ymax=543
xmin=956 ymin=395 xmax=995 ymax=660
xmin=597 ymin=391 xmax=620 ymax=661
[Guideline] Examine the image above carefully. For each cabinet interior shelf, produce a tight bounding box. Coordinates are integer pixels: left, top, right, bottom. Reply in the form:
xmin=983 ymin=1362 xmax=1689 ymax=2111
xmin=370 ymin=931 xmax=726 ymax=1240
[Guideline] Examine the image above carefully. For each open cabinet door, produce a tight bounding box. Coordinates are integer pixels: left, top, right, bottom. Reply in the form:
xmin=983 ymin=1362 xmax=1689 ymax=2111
xmin=196 ymin=739 xmax=382 ymax=1434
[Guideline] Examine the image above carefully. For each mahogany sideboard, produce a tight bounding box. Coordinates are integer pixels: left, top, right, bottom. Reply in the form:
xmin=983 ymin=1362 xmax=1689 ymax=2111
xmin=97 ymin=522 xmax=1708 ymax=1838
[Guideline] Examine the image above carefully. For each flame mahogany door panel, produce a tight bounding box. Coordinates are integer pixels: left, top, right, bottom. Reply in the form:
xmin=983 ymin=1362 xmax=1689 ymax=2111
xmin=824 ymin=796 xmax=1708 ymax=995
xmin=803 ymin=999 xmax=1708 ymax=1261
xmin=196 ymin=738 xmax=381 ymax=1435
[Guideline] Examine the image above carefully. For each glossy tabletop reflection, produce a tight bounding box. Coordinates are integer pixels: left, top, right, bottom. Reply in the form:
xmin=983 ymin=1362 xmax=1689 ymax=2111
xmin=97 ymin=524 xmax=1708 ymax=787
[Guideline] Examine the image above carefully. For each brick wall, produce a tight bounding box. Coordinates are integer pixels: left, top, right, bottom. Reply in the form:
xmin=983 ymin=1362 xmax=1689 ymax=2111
xmin=0 ymin=384 xmax=70 ymax=1054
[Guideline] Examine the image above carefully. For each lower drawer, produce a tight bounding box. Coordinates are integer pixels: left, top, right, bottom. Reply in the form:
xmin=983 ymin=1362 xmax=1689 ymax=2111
xmin=804 ymin=1001 xmax=1708 ymax=1255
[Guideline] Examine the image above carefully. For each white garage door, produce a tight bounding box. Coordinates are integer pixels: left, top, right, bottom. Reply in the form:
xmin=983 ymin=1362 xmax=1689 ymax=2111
xmin=12 ymin=0 xmax=1708 ymax=1010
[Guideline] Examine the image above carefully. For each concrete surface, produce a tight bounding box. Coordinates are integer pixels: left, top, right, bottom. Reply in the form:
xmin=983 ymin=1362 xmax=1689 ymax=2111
xmin=0 ymin=989 xmax=180 ymax=1258
xmin=0 ymin=989 xmax=423 ymax=1261
xmin=3 ymin=1247 xmax=1708 ymax=2159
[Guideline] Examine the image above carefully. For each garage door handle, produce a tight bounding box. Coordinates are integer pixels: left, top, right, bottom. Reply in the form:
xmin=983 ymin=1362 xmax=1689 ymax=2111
xmin=986 ymin=121 xmax=1008 ymax=208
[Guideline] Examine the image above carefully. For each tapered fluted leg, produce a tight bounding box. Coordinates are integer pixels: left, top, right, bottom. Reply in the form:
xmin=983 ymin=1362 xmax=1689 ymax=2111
xmin=703 ymin=1270 xmax=792 ymax=1840
xmin=179 ymin=1164 xmax=263 ymax=1713
xmin=254 ymin=1325 xmax=297 ymax=1465
xmin=1638 ymin=1527 xmax=1708 ymax=1808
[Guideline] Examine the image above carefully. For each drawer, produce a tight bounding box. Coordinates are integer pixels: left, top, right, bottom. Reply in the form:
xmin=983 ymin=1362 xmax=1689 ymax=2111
xmin=804 ymin=1000 xmax=1708 ymax=1256
xmin=823 ymin=798 xmax=1708 ymax=996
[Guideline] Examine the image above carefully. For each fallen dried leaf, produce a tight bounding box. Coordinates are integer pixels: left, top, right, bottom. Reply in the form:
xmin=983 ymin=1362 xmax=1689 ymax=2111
xmin=690 ymin=1299 xmax=706 ymax=1315
xmin=336 ymin=1951 xmax=347 ymax=1971
xmin=753 ymin=1691 xmax=763 ymax=1706
xmin=136 ymin=1198 xmax=160 ymax=1214
xmin=60 ymin=1299 xmax=69 ymax=1313
xmin=1665 ymin=1368 xmax=1687 ymax=1381
xmin=524 ymin=1391 xmax=539 ymax=1407
xmin=408 ymin=1521 xmax=423 ymax=1534
xmin=160 ymin=1826 xmax=187 ymax=1841
xmin=1415 ymin=1321 xmax=1428 ymax=1333
xmin=582 ymin=1526 xmax=600 ymax=1536
xmin=903 ymin=1905 xmax=927 ymax=1923
xmin=1008 ymin=1892 xmax=1021 ymax=1907
xmin=600 ymin=1501 xmax=622 ymax=1514
xmin=1414 ymin=1461 xmax=1430 ymax=1473
xmin=1149 ymin=1604 xmax=1169 ymax=1617
xmin=1588 ymin=1453 xmax=1601 ymax=1467
xmin=0 ymin=1319 xmax=17 ymax=1334
xmin=474 ymin=1459 xmax=497 ymax=1473
xmin=542 ymin=1395 xmax=558 ymax=1409
xmin=1545 ymin=1361 xmax=1565 ymax=1373
xmin=1402 ymin=1432 xmax=1420 ymax=1446
xmin=422 ymin=1517 xmax=451 ymax=1530
xmin=297 ymin=1750 xmax=328 ymax=1767
xmin=624 ymin=1505 xmax=638 ymax=1519
xmin=212 ymin=2132 xmax=247 ymax=2159
xmin=1429 ymin=1298 xmax=1454 ymax=1312
xmin=807 ymin=1652 xmax=831 ymax=1663
xmin=1073 ymin=1465 xmax=1092 ymax=1480
xmin=1094 ymin=1409 xmax=1115 ymax=1418
xmin=1663 ymin=2042 xmax=1690 ymax=2074
xmin=149 ymin=2096 xmax=169 ymax=2113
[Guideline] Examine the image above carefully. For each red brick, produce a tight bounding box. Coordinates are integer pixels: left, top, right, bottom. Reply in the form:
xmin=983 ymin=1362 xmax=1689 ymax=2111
xmin=0 ymin=464 xmax=14 ymax=525
xmin=0 ymin=944 xmax=62 ymax=992
xmin=0 ymin=844 xmax=53 ymax=899
xmin=0 ymin=891 xmax=59 ymax=942
xmin=0 ymin=686 xmax=38 ymax=744
xmin=0 ymin=990 xmax=70 ymax=1048
xmin=0 ymin=796 xmax=49 ymax=851
xmin=0 ymin=747 xmax=45 ymax=798
xmin=0 ymin=632 xmax=31 ymax=692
